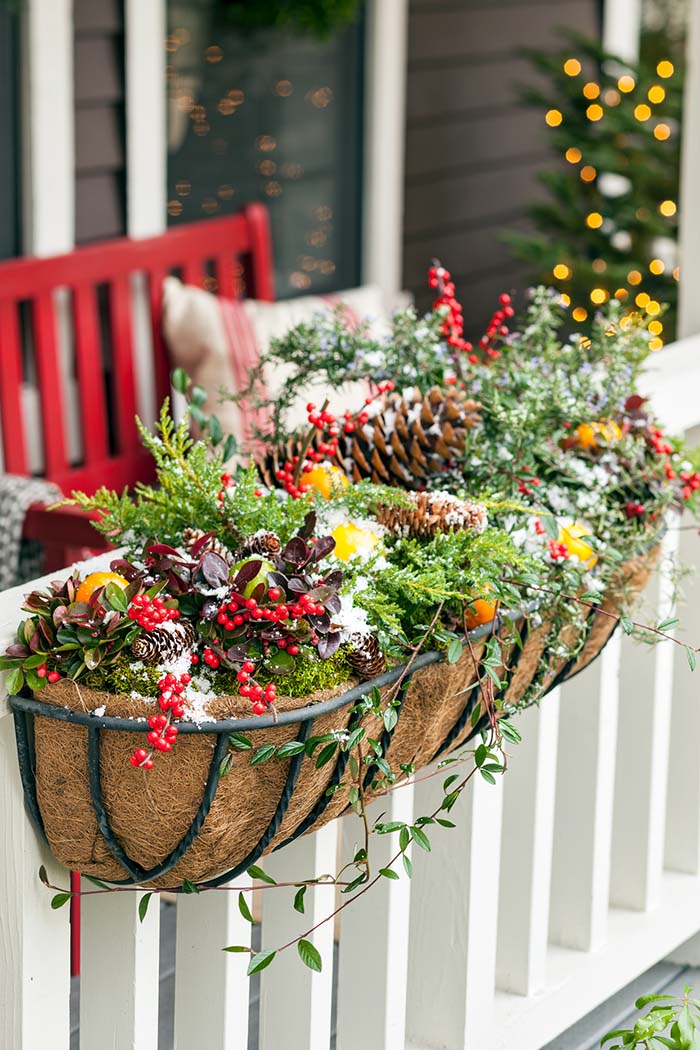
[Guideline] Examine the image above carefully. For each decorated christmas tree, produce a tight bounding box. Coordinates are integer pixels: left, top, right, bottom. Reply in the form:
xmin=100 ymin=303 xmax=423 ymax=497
xmin=508 ymin=34 xmax=682 ymax=344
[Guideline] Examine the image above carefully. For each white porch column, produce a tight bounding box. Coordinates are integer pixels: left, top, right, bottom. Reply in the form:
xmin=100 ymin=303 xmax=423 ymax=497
xmin=362 ymin=0 xmax=408 ymax=301
xmin=125 ymin=0 xmax=167 ymax=238
xmin=679 ymin=0 xmax=700 ymax=338
xmin=602 ymin=0 xmax=642 ymax=62
xmin=22 ymin=0 xmax=74 ymax=255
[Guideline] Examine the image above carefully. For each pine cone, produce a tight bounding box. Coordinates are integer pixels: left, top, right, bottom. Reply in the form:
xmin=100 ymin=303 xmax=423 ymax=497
xmin=258 ymin=387 xmax=481 ymax=492
xmin=130 ymin=619 xmax=197 ymax=664
xmin=375 ymin=491 xmax=488 ymax=539
xmin=234 ymin=531 xmax=282 ymax=560
xmin=181 ymin=527 xmax=234 ymax=566
xmin=347 ymin=635 xmax=387 ymax=681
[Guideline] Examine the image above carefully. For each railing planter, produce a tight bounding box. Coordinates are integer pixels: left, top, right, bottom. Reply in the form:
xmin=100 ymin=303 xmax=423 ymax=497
xmin=8 ymin=544 xmax=657 ymax=890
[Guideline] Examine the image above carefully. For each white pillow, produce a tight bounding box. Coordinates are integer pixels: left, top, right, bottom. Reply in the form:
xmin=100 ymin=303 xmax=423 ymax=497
xmin=161 ymin=279 xmax=388 ymax=454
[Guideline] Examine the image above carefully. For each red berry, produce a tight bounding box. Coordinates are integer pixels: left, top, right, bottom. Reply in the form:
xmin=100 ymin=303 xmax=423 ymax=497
xmin=47 ymin=671 xmax=60 ymax=683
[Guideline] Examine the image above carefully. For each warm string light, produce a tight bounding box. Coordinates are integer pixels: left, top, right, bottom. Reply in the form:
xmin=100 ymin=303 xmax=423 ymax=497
xmin=543 ymin=53 xmax=678 ymax=337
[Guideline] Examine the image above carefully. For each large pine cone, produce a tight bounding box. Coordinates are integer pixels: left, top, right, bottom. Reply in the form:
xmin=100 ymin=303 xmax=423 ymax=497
xmin=258 ymin=386 xmax=482 ymax=491
xmin=375 ymin=491 xmax=488 ymax=539
xmin=130 ymin=619 xmax=197 ymax=664
xmin=347 ymin=635 xmax=387 ymax=681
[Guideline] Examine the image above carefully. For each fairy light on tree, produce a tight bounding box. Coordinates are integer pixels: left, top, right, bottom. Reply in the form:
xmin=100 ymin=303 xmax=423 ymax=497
xmin=507 ymin=35 xmax=683 ymax=341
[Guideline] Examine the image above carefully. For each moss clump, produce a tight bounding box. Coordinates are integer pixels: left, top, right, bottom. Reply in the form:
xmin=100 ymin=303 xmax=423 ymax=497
xmin=212 ymin=648 xmax=353 ymax=698
xmin=83 ymin=648 xmax=353 ymax=700
xmin=84 ymin=657 xmax=162 ymax=697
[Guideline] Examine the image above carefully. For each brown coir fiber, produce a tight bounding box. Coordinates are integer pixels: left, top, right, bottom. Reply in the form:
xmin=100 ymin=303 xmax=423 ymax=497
xmin=31 ymin=547 xmax=657 ymax=887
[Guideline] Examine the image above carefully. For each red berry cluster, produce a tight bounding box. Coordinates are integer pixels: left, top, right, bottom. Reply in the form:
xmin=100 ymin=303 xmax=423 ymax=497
xmin=478 ymin=294 xmax=514 ymax=360
xmin=517 ymin=473 xmax=541 ymax=498
xmin=237 ymin=661 xmax=277 ymax=714
xmin=275 ymin=385 xmax=395 ymax=499
xmin=649 ymin=428 xmax=700 ymax=501
xmin=217 ymin=471 xmax=235 ymax=505
xmin=128 ymin=594 xmax=180 ymax=632
xmin=36 ymin=665 xmax=61 ymax=683
xmin=626 ymin=501 xmax=646 ymax=518
xmin=203 ymin=646 xmax=221 ymax=669
xmin=429 ymin=263 xmax=474 ymax=360
xmin=429 ymin=261 xmax=514 ymax=364
xmin=649 ymin=428 xmax=673 ymax=456
xmin=129 ymin=672 xmax=191 ymax=770
xmin=680 ymin=471 xmax=700 ymax=500
xmin=533 ymin=519 xmax=546 ymax=536
xmin=215 ymin=589 xmax=325 ymax=634
xmin=548 ymin=539 xmax=570 ymax=561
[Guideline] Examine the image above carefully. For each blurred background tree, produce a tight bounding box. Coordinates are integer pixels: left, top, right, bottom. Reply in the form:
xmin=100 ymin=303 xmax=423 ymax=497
xmin=507 ymin=31 xmax=683 ymax=345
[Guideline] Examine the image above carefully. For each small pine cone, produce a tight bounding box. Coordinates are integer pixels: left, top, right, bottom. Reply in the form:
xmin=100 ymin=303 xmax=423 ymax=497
xmin=234 ymin=531 xmax=282 ymax=560
xmin=130 ymin=619 xmax=197 ymax=664
xmin=347 ymin=635 xmax=387 ymax=681
xmin=375 ymin=491 xmax=488 ymax=540
xmin=182 ymin=527 xmax=234 ymax=566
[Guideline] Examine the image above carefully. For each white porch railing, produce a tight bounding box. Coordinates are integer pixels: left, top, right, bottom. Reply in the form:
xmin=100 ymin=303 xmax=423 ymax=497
xmin=2 ymin=337 xmax=700 ymax=1050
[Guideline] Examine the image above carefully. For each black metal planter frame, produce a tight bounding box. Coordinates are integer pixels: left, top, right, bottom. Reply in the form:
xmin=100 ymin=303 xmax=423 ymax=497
xmin=9 ymin=605 xmax=608 ymax=892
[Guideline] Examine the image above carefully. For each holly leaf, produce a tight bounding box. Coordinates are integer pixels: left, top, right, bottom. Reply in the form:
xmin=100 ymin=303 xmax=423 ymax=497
xmin=247 ymin=950 xmax=276 ymax=976
xmin=200 ymin=552 xmax=229 ymax=588
xmin=238 ymin=892 xmax=255 ymax=924
xmin=297 ymin=939 xmax=322 ymax=973
xmin=138 ymin=892 xmax=153 ymax=923
xmin=247 ymin=865 xmax=276 ymax=885
xmin=293 ymin=886 xmax=306 ymax=913
xmin=6 ymin=667 xmax=24 ymax=695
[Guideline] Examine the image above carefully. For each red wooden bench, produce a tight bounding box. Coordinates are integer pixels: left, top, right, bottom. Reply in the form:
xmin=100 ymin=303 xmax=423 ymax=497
xmin=0 ymin=203 xmax=274 ymax=570
xmin=0 ymin=205 xmax=274 ymax=976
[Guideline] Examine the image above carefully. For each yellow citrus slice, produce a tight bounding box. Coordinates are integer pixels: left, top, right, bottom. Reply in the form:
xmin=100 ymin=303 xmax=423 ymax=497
xmin=75 ymin=571 xmax=130 ymax=604
xmin=331 ymin=522 xmax=381 ymax=562
xmin=305 ymin=462 xmax=350 ymax=500
xmin=557 ymin=522 xmax=598 ymax=568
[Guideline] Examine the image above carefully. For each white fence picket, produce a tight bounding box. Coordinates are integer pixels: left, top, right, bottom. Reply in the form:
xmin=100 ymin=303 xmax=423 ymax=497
xmin=258 ymin=823 xmax=338 ymax=1050
xmin=406 ymin=766 xmax=504 ymax=1049
xmin=549 ymin=633 xmax=621 ymax=951
xmin=80 ymin=885 xmax=160 ymax=1049
xmin=666 ymin=429 xmax=700 ymax=874
xmin=336 ymin=783 xmax=415 ymax=1050
xmin=497 ymin=693 xmax=560 ymax=995
xmin=174 ymin=889 xmax=252 ymax=1050
xmin=611 ymin=529 xmax=678 ymax=910
xmin=0 ymin=707 xmax=71 ymax=1050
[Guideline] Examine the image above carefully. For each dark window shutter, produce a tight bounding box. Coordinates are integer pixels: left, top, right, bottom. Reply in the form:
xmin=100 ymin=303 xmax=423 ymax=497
xmin=0 ymin=7 xmax=20 ymax=259
xmin=74 ymin=0 xmax=127 ymax=244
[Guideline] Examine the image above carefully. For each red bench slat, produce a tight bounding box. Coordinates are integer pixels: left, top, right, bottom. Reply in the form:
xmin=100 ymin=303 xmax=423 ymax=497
xmin=108 ymin=274 xmax=140 ymax=455
xmin=33 ymin=292 xmax=68 ymax=478
xmin=72 ymin=284 xmax=109 ymax=464
xmin=0 ymin=300 xmax=28 ymax=474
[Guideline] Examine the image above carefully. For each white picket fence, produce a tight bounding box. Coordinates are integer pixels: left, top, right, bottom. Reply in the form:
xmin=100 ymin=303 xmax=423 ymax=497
xmin=3 ymin=336 xmax=700 ymax=1050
